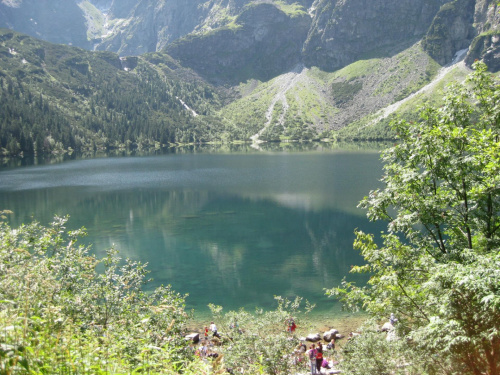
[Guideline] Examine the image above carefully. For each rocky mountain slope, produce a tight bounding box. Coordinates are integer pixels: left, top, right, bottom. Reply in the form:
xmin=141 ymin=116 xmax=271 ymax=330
xmin=0 ymin=0 xmax=499 ymax=152
xmin=303 ymin=0 xmax=449 ymax=71
xmin=1 ymin=0 xmax=497 ymax=70
xmin=165 ymin=2 xmax=311 ymax=84
xmin=0 ymin=0 xmax=91 ymax=49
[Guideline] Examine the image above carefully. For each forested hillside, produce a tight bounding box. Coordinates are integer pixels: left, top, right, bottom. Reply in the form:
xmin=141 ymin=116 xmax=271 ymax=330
xmin=0 ymin=29 xmax=228 ymax=155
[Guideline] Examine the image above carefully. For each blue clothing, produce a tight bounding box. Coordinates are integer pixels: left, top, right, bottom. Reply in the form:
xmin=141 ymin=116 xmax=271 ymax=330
xmin=310 ymin=360 xmax=317 ymax=375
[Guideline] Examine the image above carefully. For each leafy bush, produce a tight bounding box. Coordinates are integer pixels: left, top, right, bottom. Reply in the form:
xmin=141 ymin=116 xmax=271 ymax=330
xmin=0 ymin=213 xmax=321 ymax=374
xmin=329 ymin=62 xmax=500 ymax=374
xmin=0 ymin=215 xmax=209 ymax=374
xmin=340 ymin=321 xmax=430 ymax=375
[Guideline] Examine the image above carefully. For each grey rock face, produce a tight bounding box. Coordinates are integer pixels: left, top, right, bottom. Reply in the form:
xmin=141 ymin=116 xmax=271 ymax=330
xmin=98 ymin=0 xmax=257 ymax=56
xmin=466 ymin=31 xmax=500 ymax=71
xmin=0 ymin=0 xmax=90 ymax=49
xmin=465 ymin=0 xmax=500 ymax=71
xmin=98 ymin=0 xmax=207 ymax=56
xmin=302 ymin=0 xmax=448 ymax=71
xmin=108 ymin=0 xmax=138 ymax=18
xmin=2 ymin=0 xmax=498 ymax=74
xmin=472 ymin=0 xmax=500 ymax=35
xmin=422 ymin=0 xmax=476 ymax=66
xmin=165 ymin=3 xmax=311 ymax=84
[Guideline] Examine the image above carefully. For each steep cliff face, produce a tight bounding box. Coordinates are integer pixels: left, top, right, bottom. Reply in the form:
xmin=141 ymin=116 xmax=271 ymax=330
xmin=465 ymin=0 xmax=500 ymax=71
xmin=108 ymin=0 xmax=137 ymax=18
xmin=98 ymin=0 xmax=259 ymax=56
xmin=302 ymin=0 xmax=448 ymax=71
xmin=97 ymin=0 xmax=207 ymax=55
xmin=165 ymin=2 xmax=311 ymax=84
xmin=1 ymin=0 xmax=499 ymax=76
xmin=91 ymin=0 xmax=113 ymax=10
xmin=422 ymin=0 xmax=476 ymax=65
xmin=97 ymin=0 xmax=312 ymax=57
xmin=0 ymin=0 xmax=90 ymax=49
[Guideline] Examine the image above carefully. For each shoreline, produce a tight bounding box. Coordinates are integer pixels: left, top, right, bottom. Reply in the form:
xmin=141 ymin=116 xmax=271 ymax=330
xmin=187 ymin=311 xmax=368 ymax=341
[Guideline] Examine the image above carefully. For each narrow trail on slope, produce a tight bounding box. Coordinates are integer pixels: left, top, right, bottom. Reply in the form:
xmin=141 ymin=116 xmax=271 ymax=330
xmin=365 ymin=49 xmax=469 ymax=129
xmin=251 ymin=64 xmax=308 ymax=143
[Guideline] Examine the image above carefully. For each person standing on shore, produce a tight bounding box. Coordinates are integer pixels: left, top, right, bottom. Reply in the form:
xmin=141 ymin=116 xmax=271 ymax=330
xmin=210 ymin=321 xmax=220 ymax=338
xmin=307 ymin=344 xmax=317 ymax=375
xmin=315 ymin=342 xmax=324 ymax=374
xmin=390 ymin=313 xmax=398 ymax=326
xmin=286 ymin=316 xmax=296 ymax=334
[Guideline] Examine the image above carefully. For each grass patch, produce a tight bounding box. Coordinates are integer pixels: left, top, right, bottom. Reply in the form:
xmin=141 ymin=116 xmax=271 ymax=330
xmin=274 ymin=1 xmax=308 ymax=17
xmin=331 ymin=79 xmax=363 ymax=105
xmin=78 ymin=0 xmax=106 ymax=40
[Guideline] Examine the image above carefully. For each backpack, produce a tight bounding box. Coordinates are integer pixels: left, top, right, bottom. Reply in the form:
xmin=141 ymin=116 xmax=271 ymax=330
xmin=308 ymin=349 xmax=317 ymax=360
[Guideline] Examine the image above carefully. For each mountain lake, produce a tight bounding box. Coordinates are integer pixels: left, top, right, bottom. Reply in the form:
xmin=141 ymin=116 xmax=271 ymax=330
xmin=0 ymin=143 xmax=387 ymax=322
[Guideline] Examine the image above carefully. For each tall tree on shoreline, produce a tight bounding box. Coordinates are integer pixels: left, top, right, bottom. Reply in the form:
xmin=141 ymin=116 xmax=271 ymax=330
xmin=329 ymin=62 xmax=500 ymax=375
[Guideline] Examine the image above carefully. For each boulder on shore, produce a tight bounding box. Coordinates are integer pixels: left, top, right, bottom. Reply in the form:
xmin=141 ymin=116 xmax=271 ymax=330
xmin=185 ymin=333 xmax=200 ymax=343
xmin=381 ymin=322 xmax=394 ymax=332
xmin=323 ymin=329 xmax=339 ymax=342
xmin=305 ymin=333 xmax=321 ymax=342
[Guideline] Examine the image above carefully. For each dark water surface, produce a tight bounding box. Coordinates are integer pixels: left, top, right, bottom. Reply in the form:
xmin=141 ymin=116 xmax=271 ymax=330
xmin=0 ymin=144 xmax=386 ymax=319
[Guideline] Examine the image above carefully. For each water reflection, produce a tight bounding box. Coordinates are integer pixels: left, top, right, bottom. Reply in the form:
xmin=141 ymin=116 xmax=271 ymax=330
xmin=0 ymin=141 xmax=391 ymax=170
xmin=0 ymin=147 xmax=385 ymax=315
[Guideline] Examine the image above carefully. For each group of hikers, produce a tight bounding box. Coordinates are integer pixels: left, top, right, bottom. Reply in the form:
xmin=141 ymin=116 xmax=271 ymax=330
xmin=193 ymin=317 xmax=338 ymax=374
xmin=302 ymin=341 xmax=336 ymax=374
xmin=291 ymin=337 xmax=337 ymax=375
xmin=203 ymin=321 xmax=221 ymax=339
xmin=193 ymin=314 xmax=397 ymax=374
xmin=287 ymin=316 xmax=337 ymax=373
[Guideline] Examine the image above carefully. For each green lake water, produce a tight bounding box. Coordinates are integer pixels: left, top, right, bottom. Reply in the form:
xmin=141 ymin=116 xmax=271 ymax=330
xmin=0 ymin=144 xmax=386 ymax=320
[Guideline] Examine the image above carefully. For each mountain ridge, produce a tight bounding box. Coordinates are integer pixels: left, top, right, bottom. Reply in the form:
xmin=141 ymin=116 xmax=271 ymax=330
xmin=0 ymin=0 xmax=499 ymax=155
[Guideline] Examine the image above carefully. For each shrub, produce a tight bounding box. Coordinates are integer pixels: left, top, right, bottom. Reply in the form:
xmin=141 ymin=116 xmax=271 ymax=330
xmin=0 ymin=215 xmax=208 ymax=374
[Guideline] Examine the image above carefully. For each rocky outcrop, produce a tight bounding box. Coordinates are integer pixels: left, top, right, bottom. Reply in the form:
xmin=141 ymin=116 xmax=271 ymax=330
xmin=2 ymin=0 xmax=498 ymax=75
xmin=302 ymin=0 xmax=448 ymax=71
xmin=165 ymin=3 xmax=311 ymax=84
xmin=0 ymin=0 xmax=90 ymax=49
xmin=98 ymin=0 xmax=208 ymax=56
xmin=472 ymin=0 xmax=500 ymax=35
xmin=466 ymin=31 xmax=500 ymax=70
xmin=465 ymin=0 xmax=500 ymax=71
xmin=108 ymin=0 xmax=137 ymax=18
xmin=98 ymin=0 xmax=313 ymax=58
xmin=422 ymin=0 xmax=476 ymax=65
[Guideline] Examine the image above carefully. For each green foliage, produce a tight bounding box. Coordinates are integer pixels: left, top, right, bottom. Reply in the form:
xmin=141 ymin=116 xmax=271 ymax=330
xmin=207 ymin=296 xmax=315 ymax=375
xmin=0 ymin=29 xmax=226 ymax=156
xmin=331 ymin=79 xmax=363 ymax=106
xmin=340 ymin=321 xmax=430 ymax=375
xmin=273 ymin=1 xmax=307 ymax=17
xmin=0 ymin=216 xmax=209 ymax=374
xmin=0 ymin=213 xmax=324 ymax=374
xmin=328 ymin=62 xmax=500 ymax=374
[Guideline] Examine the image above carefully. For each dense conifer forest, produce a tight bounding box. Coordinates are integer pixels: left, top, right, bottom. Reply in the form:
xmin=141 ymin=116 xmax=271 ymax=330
xmin=0 ymin=29 xmax=234 ymax=156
